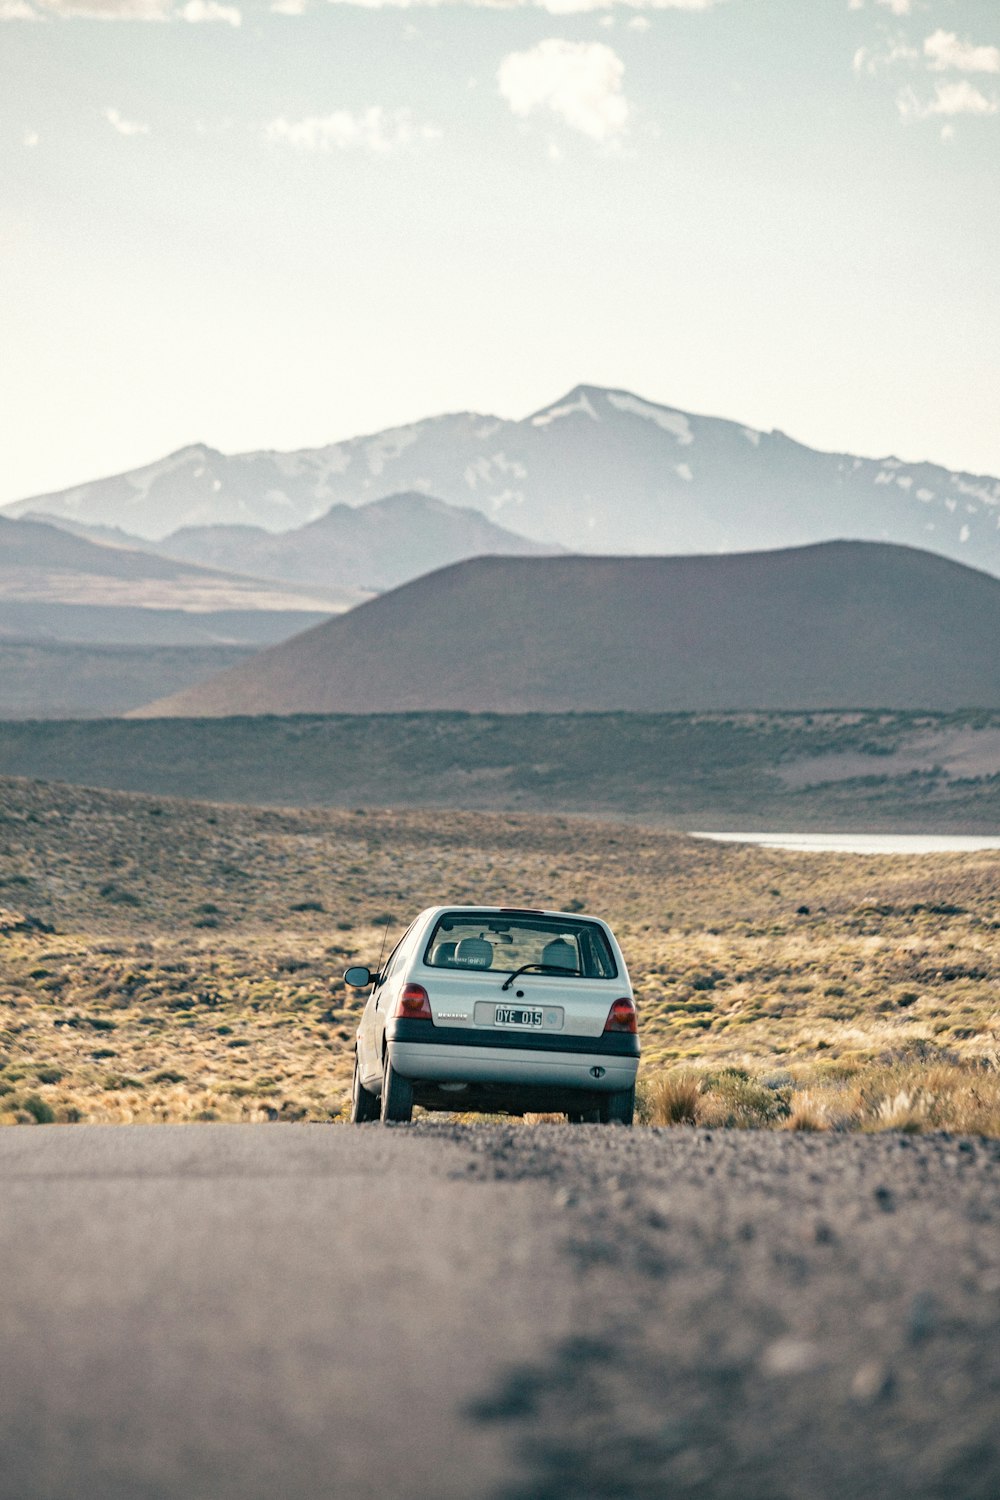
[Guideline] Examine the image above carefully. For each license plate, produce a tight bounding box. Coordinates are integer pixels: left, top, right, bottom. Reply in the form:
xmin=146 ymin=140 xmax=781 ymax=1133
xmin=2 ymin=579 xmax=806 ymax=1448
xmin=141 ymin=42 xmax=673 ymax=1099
xmin=495 ymin=1006 xmax=543 ymax=1029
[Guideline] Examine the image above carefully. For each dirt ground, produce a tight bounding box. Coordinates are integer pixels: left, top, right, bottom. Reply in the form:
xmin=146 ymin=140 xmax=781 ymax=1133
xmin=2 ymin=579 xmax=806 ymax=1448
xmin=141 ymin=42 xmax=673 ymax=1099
xmin=1 ymin=775 xmax=998 ymax=1132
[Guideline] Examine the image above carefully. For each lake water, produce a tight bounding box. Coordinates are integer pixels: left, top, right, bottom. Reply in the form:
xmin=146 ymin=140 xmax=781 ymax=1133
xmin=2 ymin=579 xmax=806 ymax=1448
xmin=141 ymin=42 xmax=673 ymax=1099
xmin=691 ymin=832 xmax=1000 ymax=856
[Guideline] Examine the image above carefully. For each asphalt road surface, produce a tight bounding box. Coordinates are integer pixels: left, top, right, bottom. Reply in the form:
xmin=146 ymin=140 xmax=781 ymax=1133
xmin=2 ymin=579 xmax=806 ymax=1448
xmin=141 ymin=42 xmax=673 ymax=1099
xmin=2 ymin=1123 xmax=999 ymax=1500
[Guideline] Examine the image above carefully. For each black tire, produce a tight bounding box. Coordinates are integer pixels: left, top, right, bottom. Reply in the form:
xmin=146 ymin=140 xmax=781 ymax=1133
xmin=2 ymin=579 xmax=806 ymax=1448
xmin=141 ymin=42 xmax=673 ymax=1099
xmin=380 ymin=1054 xmax=414 ymax=1124
xmin=599 ymin=1086 xmax=635 ymax=1126
xmin=351 ymin=1056 xmax=380 ymax=1124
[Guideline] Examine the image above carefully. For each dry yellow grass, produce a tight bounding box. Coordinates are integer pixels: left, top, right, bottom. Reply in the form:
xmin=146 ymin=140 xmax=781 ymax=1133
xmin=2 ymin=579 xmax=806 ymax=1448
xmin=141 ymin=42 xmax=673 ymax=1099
xmin=637 ymin=1060 xmax=1000 ymax=1134
xmin=1 ymin=776 xmax=998 ymax=1131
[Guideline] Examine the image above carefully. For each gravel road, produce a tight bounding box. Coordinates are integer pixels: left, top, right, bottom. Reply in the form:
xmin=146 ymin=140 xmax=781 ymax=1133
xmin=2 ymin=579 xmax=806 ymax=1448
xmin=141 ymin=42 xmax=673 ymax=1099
xmin=2 ymin=1124 xmax=998 ymax=1500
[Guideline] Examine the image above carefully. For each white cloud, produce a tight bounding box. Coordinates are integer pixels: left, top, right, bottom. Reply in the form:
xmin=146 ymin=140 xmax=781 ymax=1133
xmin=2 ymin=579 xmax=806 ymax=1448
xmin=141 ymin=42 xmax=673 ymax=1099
xmin=627 ymin=13 xmax=649 ymax=29
xmin=104 ymin=106 xmax=150 ymax=134
xmin=326 ymin=0 xmax=724 ymax=10
xmin=24 ymin=128 xmax=40 ymax=145
xmin=539 ymin=0 xmax=710 ymax=8
xmin=852 ymin=8 xmax=1000 ymax=129
xmin=265 ymin=107 xmax=440 ymax=152
xmin=5 ymin=0 xmax=242 ymax=15
xmin=181 ymin=0 xmax=239 ymax=18
xmin=898 ymin=79 xmax=998 ymax=120
xmin=852 ymin=37 xmax=917 ymax=75
xmin=498 ymin=38 xmax=628 ymax=141
xmin=5 ymin=0 xmax=729 ymax=12
xmin=36 ymin=0 xmax=171 ymax=14
xmin=924 ymin=30 xmax=1000 ymax=76
xmin=180 ymin=0 xmax=240 ymax=18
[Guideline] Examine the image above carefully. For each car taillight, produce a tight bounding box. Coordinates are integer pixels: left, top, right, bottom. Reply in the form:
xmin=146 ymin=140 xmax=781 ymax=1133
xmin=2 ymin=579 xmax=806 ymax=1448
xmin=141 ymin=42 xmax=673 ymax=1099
xmin=604 ymin=997 xmax=637 ymax=1034
xmin=395 ymin=983 xmax=432 ymax=1020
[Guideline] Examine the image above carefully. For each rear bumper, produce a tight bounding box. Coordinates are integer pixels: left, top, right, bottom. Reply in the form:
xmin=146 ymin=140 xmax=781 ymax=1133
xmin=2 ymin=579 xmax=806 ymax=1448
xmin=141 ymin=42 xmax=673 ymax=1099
xmin=386 ymin=1018 xmax=639 ymax=1093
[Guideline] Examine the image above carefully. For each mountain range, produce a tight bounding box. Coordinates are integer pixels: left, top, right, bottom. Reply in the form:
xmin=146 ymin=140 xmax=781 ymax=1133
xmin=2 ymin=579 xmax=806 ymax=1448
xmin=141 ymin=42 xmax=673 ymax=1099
xmin=8 ymin=385 xmax=1000 ymax=577
xmin=132 ymin=541 xmax=1000 ymax=718
xmin=0 ymin=515 xmax=347 ymax=646
xmin=33 ymin=491 xmax=561 ymax=595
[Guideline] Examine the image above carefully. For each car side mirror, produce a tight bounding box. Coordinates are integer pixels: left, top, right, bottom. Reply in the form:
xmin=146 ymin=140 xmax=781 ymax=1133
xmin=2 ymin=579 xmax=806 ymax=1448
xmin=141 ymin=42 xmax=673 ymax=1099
xmin=344 ymin=966 xmax=374 ymax=988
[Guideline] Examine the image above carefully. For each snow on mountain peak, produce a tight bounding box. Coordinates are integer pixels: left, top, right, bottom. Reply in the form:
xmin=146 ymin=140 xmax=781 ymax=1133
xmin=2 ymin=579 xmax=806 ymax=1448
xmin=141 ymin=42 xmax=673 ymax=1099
xmin=531 ymin=389 xmax=600 ymax=428
xmin=605 ymin=391 xmax=694 ymax=446
xmin=127 ymin=445 xmax=221 ymax=499
xmin=165 ymin=444 xmax=220 ymax=465
xmin=365 ymin=424 xmax=422 ymax=478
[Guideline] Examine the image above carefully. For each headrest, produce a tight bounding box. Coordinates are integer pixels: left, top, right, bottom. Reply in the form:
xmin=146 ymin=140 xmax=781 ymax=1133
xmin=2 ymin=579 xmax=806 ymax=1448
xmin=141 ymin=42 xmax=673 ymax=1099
xmin=541 ymin=938 xmax=576 ymax=969
xmin=455 ymin=936 xmax=493 ymax=969
xmin=431 ymin=941 xmax=457 ymax=966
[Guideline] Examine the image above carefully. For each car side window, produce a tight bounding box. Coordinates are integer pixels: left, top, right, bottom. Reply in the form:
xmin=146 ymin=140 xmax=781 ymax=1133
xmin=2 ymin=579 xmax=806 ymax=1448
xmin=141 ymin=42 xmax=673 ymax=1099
xmin=378 ymin=924 xmax=414 ymax=986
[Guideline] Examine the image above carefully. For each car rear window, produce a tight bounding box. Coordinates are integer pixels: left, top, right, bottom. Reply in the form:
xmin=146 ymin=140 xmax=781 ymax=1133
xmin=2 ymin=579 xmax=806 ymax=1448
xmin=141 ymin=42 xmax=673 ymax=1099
xmin=423 ymin=913 xmax=617 ymax=979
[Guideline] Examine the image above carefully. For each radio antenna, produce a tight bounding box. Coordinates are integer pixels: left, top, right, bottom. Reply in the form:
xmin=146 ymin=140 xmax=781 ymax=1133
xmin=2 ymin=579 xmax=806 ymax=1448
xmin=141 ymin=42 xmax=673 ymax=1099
xmin=374 ymin=915 xmax=392 ymax=979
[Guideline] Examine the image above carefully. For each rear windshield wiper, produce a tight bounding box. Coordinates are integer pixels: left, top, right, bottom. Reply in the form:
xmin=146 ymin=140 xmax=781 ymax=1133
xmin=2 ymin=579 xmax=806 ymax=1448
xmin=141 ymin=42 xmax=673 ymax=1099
xmin=500 ymin=962 xmax=581 ymax=992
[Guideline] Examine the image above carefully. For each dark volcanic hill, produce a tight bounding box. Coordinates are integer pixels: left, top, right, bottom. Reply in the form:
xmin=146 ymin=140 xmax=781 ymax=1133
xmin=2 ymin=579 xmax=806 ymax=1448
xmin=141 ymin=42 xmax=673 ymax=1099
xmin=8 ymin=386 xmax=1000 ymax=578
xmin=131 ymin=541 xmax=1000 ymax=718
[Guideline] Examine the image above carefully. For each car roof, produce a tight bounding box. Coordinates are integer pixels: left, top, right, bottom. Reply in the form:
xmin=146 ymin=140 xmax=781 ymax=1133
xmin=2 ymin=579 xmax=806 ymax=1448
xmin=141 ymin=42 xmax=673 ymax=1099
xmin=418 ymin=905 xmax=610 ymax=926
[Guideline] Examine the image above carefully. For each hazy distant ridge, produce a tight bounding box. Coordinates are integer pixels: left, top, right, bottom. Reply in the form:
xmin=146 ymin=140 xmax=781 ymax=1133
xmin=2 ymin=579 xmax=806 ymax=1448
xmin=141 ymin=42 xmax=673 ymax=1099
xmin=151 ymin=491 xmax=562 ymax=592
xmin=0 ymin=514 xmax=347 ymax=616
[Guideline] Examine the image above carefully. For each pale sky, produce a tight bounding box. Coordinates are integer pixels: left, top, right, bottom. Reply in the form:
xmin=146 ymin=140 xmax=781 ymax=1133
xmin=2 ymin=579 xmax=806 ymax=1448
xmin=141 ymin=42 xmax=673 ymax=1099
xmin=1 ymin=0 xmax=998 ymax=505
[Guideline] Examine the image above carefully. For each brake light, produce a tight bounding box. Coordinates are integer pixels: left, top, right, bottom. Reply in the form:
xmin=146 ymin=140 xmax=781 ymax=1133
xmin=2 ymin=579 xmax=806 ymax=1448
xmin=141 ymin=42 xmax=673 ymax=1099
xmin=604 ymin=998 xmax=637 ymax=1034
xmin=395 ymin=983 xmax=432 ymax=1020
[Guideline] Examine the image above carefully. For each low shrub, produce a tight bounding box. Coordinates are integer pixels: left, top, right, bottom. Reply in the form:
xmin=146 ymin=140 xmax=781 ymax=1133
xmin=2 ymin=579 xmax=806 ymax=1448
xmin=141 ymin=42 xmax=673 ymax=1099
xmin=699 ymin=1072 xmax=792 ymax=1129
xmin=643 ymin=1071 xmax=701 ymax=1126
xmin=22 ymin=1094 xmax=55 ymax=1124
xmin=98 ymin=883 xmax=141 ymax=907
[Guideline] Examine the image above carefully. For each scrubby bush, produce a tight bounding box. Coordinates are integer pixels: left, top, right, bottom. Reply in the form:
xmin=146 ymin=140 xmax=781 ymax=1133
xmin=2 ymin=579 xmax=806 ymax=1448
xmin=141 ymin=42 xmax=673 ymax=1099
xmin=643 ymin=1071 xmax=701 ymax=1126
xmin=641 ymin=1066 xmax=793 ymax=1129
xmin=98 ymin=883 xmax=141 ymax=907
xmin=699 ymin=1070 xmax=792 ymax=1128
xmin=21 ymin=1094 xmax=55 ymax=1124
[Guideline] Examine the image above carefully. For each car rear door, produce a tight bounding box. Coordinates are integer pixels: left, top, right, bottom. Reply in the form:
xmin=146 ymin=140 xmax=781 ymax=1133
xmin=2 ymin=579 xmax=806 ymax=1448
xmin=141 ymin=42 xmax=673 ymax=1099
xmin=416 ymin=963 xmax=618 ymax=1040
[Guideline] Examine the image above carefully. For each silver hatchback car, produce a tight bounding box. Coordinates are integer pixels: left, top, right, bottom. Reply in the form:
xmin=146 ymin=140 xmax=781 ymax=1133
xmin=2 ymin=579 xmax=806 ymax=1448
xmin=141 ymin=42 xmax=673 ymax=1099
xmin=345 ymin=905 xmax=639 ymax=1125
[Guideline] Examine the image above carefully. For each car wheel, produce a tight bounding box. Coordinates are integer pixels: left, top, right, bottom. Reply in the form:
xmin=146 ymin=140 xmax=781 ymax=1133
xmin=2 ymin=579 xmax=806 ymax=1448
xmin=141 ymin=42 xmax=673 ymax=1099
xmin=380 ymin=1054 xmax=414 ymax=1124
xmin=599 ymin=1086 xmax=635 ymax=1126
xmin=351 ymin=1056 xmax=380 ymax=1124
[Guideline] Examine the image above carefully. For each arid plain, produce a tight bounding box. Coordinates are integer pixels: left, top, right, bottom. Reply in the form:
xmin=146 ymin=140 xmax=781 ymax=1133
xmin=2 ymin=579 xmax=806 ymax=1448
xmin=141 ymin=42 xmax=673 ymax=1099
xmin=2 ymin=774 xmax=998 ymax=1135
